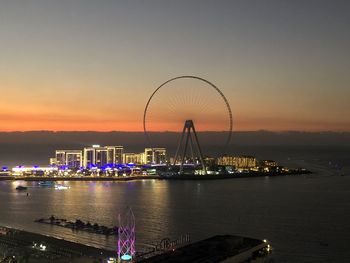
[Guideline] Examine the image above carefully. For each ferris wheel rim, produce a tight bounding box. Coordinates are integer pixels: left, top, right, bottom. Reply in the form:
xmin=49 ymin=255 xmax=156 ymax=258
xmin=143 ymin=75 xmax=233 ymax=147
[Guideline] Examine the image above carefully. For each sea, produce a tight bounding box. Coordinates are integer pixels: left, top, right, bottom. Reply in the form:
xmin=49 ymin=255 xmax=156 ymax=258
xmin=0 ymin=144 xmax=349 ymax=262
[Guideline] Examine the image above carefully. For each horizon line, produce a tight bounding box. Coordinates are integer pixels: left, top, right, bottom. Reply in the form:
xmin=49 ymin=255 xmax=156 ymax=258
xmin=0 ymin=130 xmax=349 ymax=133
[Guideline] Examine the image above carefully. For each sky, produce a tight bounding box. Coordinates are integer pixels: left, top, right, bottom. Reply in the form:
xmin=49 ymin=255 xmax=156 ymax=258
xmin=0 ymin=0 xmax=349 ymax=132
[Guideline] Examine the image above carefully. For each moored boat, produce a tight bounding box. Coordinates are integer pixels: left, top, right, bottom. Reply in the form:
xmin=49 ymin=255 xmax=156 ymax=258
xmin=16 ymin=185 xmax=28 ymax=191
xmin=38 ymin=181 xmax=55 ymax=187
xmin=55 ymin=184 xmax=70 ymax=190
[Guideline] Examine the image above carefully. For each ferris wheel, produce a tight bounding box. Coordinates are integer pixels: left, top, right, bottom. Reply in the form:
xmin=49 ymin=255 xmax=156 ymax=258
xmin=143 ymin=76 xmax=233 ymax=156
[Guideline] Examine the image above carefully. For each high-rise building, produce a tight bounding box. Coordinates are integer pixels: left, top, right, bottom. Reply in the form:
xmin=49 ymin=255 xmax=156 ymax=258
xmin=66 ymin=151 xmax=83 ymax=169
xmin=55 ymin=150 xmax=82 ymax=169
xmin=83 ymin=146 xmax=97 ymax=168
xmin=123 ymin=153 xmax=144 ymax=164
xmin=144 ymin=148 xmax=167 ymax=164
xmin=83 ymin=145 xmax=124 ymax=167
xmin=95 ymin=147 xmax=108 ymax=167
xmin=154 ymin=148 xmax=167 ymax=164
xmin=144 ymin=148 xmax=153 ymax=164
xmin=55 ymin=151 xmax=66 ymax=166
xmin=83 ymin=145 xmax=104 ymax=167
xmin=106 ymin=146 xmax=124 ymax=164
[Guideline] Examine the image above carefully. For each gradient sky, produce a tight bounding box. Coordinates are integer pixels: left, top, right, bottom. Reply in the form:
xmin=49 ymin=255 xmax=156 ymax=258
xmin=0 ymin=0 xmax=349 ymax=132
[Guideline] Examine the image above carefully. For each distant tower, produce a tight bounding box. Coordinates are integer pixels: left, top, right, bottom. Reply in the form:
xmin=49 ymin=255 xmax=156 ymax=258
xmin=173 ymin=120 xmax=206 ymax=174
xmin=118 ymin=207 xmax=136 ymax=262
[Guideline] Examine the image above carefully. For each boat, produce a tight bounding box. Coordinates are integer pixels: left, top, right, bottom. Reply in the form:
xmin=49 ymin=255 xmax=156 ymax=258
xmin=38 ymin=181 xmax=55 ymax=187
xmin=16 ymin=185 xmax=28 ymax=191
xmin=55 ymin=184 xmax=70 ymax=190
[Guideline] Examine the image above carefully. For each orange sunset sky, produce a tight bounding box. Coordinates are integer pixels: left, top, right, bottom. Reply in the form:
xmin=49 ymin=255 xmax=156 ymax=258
xmin=0 ymin=1 xmax=349 ymax=132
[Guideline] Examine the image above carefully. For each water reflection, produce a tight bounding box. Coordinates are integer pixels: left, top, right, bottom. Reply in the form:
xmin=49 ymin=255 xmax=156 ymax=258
xmin=0 ymin=176 xmax=350 ymax=261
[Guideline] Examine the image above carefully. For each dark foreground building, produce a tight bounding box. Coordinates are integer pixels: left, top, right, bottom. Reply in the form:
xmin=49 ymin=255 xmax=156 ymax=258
xmin=0 ymin=226 xmax=116 ymax=263
xmin=1 ymin=225 xmax=271 ymax=263
xmin=139 ymin=235 xmax=271 ymax=263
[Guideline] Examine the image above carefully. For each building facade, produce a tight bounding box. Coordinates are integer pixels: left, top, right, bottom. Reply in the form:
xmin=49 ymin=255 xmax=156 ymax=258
xmin=144 ymin=148 xmax=167 ymax=164
xmin=106 ymin=146 xmax=124 ymax=164
xmin=83 ymin=146 xmax=97 ymax=167
xmin=55 ymin=150 xmax=83 ymax=169
xmin=123 ymin=153 xmax=144 ymax=164
xmin=57 ymin=145 xmax=165 ymax=167
xmin=217 ymin=156 xmax=257 ymax=169
xmin=95 ymin=147 xmax=108 ymax=167
xmin=260 ymin=160 xmax=278 ymax=167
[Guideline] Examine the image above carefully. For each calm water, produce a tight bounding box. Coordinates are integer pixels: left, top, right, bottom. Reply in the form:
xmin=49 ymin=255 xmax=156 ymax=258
xmin=1 ymin=146 xmax=350 ymax=262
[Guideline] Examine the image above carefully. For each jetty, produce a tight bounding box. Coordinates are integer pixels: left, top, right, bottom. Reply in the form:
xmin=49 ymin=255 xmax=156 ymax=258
xmin=34 ymin=215 xmax=118 ymax=236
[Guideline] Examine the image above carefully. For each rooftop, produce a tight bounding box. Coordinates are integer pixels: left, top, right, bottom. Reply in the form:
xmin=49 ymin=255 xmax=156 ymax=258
xmin=139 ymin=235 xmax=266 ymax=263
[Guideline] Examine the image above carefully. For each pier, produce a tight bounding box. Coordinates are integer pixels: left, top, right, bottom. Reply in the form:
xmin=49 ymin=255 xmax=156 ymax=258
xmin=34 ymin=215 xmax=118 ymax=236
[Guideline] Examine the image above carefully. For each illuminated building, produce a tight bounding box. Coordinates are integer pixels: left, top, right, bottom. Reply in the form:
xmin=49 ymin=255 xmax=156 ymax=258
xmin=55 ymin=150 xmax=82 ymax=169
xmin=95 ymin=147 xmax=108 ymax=167
xmin=12 ymin=166 xmax=58 ymax=176
xmin=144 ymin=148 xmax=153 ymax=164
xmin=144 ymin=148 xmax=167 ymax=164
xmin=83 ymin=145 xmax=124 ymax=167
xmin=217 ymin=156 xmax=257 ymax=169
xmin=123 ymin=153 xmax=144 ymax=164
xmin=56 ymin=145 xmax=165 ymax=167
xmin=106 ymin=146 xmax=124 ymax=164
xmin=55 ymin=151 xmax=65 ymax=166
xmin=259 ymin=160 xmax=278 ymax=172
xmin=49 ymin=158 xmax=57 ymax=165
xmin=260 ymin=160 xmax=278 ymax=167
xmin=83 ymin=146 xmax=96 ymax=167
xmin=204 ymin=157 xmax=216 ymax=166
xmin=0 ymin=166 xmax=10 ymax=176
xmin=66 ymin=151 xmax=83 ymax=168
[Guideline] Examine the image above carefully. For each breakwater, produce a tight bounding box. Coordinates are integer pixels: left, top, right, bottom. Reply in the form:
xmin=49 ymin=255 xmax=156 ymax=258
xmin=35 ymin=215 xmax=118 ymax=236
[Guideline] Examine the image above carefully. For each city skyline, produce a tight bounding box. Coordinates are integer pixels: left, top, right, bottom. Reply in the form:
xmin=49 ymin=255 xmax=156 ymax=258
xmin=1 ymin=2 xmax=350 ymax=262
xmin=1 ymin=0 xmax=350 ymax=132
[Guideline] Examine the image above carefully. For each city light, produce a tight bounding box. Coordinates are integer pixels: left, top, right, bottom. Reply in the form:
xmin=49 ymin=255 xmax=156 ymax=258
xmin=121 ymin=254 xmax=132 ymax=261
xmin=3 ymin=143 xmax=306 ymax=178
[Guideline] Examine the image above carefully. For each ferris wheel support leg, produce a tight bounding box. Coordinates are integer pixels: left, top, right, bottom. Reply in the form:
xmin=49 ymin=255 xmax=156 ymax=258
xmin=180 ymin=127 xmax=191 ymax=174
xmin=191 ymin=123 xmax=207 ymax=175
xmin=173 ymin=123 xmax=187 ymax=166
xmin=189 ymin=132 xmax=195 ymax=162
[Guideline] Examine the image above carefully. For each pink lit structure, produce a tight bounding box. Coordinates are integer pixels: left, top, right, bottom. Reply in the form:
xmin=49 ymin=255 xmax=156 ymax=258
xmin=118 ymin=207 xmax=136 ymax=262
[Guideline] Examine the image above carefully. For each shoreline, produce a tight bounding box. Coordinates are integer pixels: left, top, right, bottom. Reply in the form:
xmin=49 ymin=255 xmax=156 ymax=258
xmin=0 ymin=175 xmax=160 ymax=181
xmin=0 ymin=175 xmax=160 ymax=182
xmin=0 ymin=170 xmax=311 ymax=182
